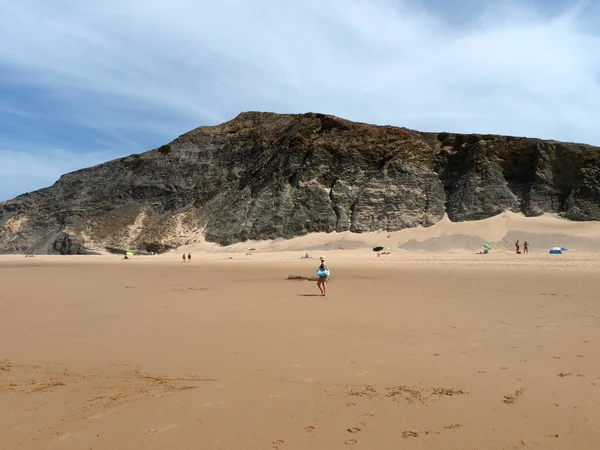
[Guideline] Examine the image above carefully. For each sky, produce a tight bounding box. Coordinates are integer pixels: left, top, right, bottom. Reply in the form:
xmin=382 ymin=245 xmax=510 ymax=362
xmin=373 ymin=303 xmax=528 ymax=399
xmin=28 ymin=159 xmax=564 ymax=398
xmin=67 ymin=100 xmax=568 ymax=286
xmin=1 ymin=0 xmax=599 ymax=201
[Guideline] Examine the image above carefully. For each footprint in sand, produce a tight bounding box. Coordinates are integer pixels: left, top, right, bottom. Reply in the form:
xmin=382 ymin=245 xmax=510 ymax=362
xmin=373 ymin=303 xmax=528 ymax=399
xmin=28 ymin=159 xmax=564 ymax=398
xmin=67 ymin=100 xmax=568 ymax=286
xmin=345 ymin=439 xmax=357 ymax=445
xmin=304 ymin=426 xmax=315 ymax=433
xmin=401 ymin=430 xmax=422 ymax=439
xmin=347 ymin=422 xmax=365 ymax=433
xmin=401 ymin=424 xmax=461 ymax=439
xmin=347 ymin=386 xmax=378 ymax=399
xmin=431 ymin=388 xmax=468 ymax=397
xmin=502 ymin=389 xmax=525 ymax=404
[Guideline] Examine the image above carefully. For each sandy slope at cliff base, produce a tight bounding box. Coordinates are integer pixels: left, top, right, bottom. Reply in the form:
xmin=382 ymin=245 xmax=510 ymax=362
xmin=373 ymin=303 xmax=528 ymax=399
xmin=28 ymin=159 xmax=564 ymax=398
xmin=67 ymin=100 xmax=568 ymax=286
xmin=175 ymin=212 xmax=600 ymax=256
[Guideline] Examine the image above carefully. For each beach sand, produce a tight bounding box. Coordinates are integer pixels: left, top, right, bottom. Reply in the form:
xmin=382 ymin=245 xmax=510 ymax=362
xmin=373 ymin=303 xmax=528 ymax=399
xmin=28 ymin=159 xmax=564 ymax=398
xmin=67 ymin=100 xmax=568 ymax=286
xmin=1 ymin=244 xmax=600 ymax=449
xmin=2 ymin=213 xmax=600 ymax=449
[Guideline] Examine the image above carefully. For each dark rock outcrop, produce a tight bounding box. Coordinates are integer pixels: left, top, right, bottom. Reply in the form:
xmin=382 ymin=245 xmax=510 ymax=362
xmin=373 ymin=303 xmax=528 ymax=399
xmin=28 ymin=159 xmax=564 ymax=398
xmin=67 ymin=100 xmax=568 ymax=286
xmin=1 ymin=112 xmax=599 ymax=254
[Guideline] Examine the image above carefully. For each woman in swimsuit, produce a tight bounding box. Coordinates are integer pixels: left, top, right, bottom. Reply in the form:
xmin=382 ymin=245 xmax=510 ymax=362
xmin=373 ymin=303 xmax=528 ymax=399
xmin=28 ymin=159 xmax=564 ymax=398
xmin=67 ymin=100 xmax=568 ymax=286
xmin=317 ymin=256 xmax=329 ymax=297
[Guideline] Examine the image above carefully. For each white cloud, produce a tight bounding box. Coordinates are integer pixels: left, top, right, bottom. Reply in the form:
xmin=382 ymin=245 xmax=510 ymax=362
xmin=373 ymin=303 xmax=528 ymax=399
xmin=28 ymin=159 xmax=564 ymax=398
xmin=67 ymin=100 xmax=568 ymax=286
xmin=0 ymin=0 xmax=599 ymax=200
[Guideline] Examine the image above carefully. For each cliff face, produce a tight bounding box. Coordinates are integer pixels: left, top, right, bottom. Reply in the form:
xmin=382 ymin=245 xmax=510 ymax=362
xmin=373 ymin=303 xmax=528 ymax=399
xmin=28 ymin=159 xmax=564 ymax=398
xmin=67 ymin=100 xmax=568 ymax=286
xmin=1 ymin=112 xmax=599 ymax=254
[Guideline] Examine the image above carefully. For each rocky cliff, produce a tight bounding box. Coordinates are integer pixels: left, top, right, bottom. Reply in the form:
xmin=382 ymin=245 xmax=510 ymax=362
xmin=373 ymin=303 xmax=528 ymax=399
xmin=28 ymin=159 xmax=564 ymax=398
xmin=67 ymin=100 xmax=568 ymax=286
xmin=1 ymin=112 xmax=599 ymax=254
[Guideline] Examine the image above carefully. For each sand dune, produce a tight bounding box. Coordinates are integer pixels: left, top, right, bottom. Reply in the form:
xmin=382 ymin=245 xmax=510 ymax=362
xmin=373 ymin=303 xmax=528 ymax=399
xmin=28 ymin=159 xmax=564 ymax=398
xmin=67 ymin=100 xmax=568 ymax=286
xmin=176 ymin=212 xmax=600 ymax=256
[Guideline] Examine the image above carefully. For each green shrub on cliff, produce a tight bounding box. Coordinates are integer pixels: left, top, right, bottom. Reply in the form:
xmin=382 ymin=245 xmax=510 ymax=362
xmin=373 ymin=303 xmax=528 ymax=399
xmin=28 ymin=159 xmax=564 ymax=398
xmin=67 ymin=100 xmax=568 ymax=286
xmin=120 ymin=154 xmax=143 ymax=171
xmin=158 ymin=144 xmax=171 ymax=155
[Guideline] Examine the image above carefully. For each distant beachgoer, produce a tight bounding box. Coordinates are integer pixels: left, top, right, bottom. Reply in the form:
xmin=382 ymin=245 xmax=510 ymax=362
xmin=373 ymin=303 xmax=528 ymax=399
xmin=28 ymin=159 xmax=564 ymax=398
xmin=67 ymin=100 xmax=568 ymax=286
xmin=523 ymin=241 xmax=529 ymax=254
xmin=515 ymin=240 xmax=520 ymax=254
xmin=317 ymin=256 xmax=329 ymax=297
xmin=188 ymin=253 xmax=191 ymax=261
xmin=182 ymin=253 xmax=186 ymax=263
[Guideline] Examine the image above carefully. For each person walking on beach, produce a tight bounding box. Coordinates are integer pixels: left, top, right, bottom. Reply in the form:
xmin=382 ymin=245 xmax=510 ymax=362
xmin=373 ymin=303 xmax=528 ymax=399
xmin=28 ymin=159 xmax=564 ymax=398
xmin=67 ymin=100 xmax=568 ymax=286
xmin=188 ymin=253 xmax=191 ymax=261
xmin=515 ymin=240 xmax=520 ymax=254
xmin=317 ymin=256 xmax=329 ymax=297
xmin=523 ymin=241 xmax=529 ymax=254
xmin=182 ymin=253 xmax=186 ymax=263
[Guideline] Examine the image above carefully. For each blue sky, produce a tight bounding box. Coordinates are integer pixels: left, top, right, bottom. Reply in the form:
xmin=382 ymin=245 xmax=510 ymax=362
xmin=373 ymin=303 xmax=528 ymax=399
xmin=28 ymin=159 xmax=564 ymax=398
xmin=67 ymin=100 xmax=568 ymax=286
xmin=1 ymin=0 xmax=599 ymax=201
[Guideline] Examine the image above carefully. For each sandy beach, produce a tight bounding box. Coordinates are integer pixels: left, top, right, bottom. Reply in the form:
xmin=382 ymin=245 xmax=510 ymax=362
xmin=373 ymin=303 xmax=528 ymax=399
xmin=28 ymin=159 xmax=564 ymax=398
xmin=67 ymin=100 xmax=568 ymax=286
xmin=1 ymin=239 xmax=600 ymax=449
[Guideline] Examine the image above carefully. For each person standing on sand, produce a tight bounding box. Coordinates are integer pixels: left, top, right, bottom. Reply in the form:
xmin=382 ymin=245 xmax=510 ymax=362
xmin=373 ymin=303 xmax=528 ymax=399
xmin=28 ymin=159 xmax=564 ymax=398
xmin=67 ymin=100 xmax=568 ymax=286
xmin=182 ymin=253 xmax=186 ymax=263
xmin=317 ymin=256 xmax=329 ymax=297
xmin=188 ymin=253 xmax=191 ymax=261
xmin=515 ymin=240 xmax=520 ymax=254
xmin=523 ymin=241 xmax=529 ymax=254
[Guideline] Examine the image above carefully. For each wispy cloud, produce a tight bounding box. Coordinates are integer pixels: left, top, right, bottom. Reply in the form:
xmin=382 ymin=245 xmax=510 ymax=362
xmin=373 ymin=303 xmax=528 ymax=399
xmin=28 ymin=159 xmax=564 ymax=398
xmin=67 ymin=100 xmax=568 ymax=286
xmin=0 ymin=0 xmax=599 ymax=200
xmin=0 ymin=147 xmax=122 ymax=201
